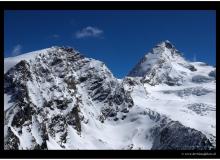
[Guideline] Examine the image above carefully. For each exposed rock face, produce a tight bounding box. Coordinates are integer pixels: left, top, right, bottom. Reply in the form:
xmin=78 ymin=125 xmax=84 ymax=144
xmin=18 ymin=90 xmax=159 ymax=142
xmin=4 ymin=127 xmax=20 ymax=150
xmin=141 ymin=108 xmax=214 ymax=150
xmin=192 ymin=75 xmax=213 ymax=83
xmin=209 ymin=69 xmax=216 ymax=78
xmin=151 ymin=121 xmax=213 ymax=150
xmin=186 ymin=103 xmax=215 ymax=116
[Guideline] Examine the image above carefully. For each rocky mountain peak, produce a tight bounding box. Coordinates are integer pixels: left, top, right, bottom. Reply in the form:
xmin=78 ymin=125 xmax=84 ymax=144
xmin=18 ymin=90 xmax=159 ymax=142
xmin=156 ymin=40 xmax=174 ymax=48
xmin=4 ymin=46 xmax=135 ymax=149
xmin=128 ymin=40 xmax=198 ymax=86
xmin=152 ymin=40 xmax=182 ymax=58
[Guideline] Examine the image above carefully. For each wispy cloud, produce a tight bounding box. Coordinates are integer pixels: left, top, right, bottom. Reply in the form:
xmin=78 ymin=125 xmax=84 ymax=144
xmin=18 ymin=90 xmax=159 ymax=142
xmin=12 ymin=44 xmax=22 ymax=56
xmin=51 ymin=34 xmax=60 ymax=38
xmin=75 ymin=26 xmax=103 ymax=39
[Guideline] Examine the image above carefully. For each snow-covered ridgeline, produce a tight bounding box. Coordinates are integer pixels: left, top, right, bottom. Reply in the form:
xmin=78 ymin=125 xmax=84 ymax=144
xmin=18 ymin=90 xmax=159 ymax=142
xmin=4 ymin=41 xmax=216 ymax=150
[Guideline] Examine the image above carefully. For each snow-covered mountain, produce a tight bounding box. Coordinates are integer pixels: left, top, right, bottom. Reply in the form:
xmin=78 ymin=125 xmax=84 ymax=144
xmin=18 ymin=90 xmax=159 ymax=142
xmin=128 ymin=40 xmax=199 ymax=86
xmin=4 ymin=41 xmax=216 ymax=150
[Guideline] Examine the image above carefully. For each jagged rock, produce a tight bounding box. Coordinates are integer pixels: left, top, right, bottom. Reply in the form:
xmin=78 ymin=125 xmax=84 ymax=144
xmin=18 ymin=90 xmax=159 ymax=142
xmin=66 ymin=105 xmax=81 ymax=133
xmin=186 ymin=103 xmax=215 ymax=116
xmin=192 ymin=75 xmax=213 ymax=83
xmin=4 ymin=127 xmax=20 ymax=150
xmin=209 ymin=69 xmax=216 ymax=78
xmin=151 ymin=121 xmax=214 ymax=150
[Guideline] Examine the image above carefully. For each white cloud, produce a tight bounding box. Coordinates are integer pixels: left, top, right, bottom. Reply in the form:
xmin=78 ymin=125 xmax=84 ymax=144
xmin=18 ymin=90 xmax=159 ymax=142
xmin=75 ymin=26 xmax=103 ymax=39
xmin=12 ymin=44 xmax=22 ymax=56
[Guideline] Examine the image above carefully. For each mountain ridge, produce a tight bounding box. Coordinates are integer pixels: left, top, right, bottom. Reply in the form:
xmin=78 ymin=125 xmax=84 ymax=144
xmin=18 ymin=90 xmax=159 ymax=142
xmin=4 ymin=41 xmax=216 ymax=150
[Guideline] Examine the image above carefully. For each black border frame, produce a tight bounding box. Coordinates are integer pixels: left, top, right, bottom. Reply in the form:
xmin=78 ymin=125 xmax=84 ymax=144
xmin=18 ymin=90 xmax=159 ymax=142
xmin=0 ymin=1 xmax=219 ymax=159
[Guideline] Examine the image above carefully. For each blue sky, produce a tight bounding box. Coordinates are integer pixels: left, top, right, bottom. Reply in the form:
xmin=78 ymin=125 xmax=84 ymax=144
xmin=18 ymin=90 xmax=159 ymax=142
xmin=4 ymin=10 xmax=216 ymax=78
